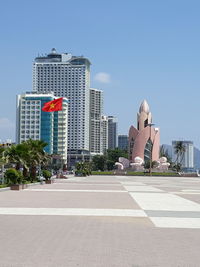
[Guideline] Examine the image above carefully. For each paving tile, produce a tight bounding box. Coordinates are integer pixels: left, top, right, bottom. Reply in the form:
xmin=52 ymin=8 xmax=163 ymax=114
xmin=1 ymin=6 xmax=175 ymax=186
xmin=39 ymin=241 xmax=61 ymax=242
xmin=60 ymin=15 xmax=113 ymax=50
xmin=0 ymin=207 xmax=147 ymax=217
xmin=130 ymin=192 xmax=200 ymax=211
xmin=0 ymin=216 xmax=200 ymax=267
xmin=1 ymin=175 xmax=200 ymax=266
xmin=124 ymin=185 xmax=164 ymax=192
xmin=0 ymin=191 xmax=140 ymax=209
xmin=179 ymin=194 xmax=200 ymax=204
xmin=150 ymin=217 xmax=200 ymax=229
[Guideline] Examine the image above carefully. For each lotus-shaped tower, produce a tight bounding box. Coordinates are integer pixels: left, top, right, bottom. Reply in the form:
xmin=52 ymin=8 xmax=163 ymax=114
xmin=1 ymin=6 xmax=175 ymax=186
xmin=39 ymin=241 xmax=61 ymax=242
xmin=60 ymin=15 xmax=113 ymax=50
xmin=128 ymin=100 xmax=160 ymax=163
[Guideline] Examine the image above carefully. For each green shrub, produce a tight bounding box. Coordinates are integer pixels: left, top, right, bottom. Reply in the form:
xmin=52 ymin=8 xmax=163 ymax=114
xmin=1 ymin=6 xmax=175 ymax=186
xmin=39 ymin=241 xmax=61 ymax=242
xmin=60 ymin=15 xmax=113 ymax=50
xmin=91 ymin=171 xmax=114 ymax=175
xmin=4 ymin=168 xmax=23 ymax=184
xmin=91 ymin=171 xmax=179 ymax=177
xmin=0 ymin=184 xmax=9 ymax=188
xmin=126 ymin=171 xmax=179 ymax=176
xmin=75 ymin=162 xmax=91 ymax=176
xmin=42 ymin=170 xmax=51 ymax=180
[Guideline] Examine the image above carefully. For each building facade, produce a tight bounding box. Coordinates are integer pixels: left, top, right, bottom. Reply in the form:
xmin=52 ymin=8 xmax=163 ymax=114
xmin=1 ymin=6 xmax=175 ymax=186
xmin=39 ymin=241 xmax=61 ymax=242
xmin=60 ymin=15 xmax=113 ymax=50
xmin=90 ymin=88 xmax=103 ymax=155
xmin=108 ymin=116 xmax=118 ymax=149
xmin=128 ymin=100 xmax=160 ymax=163
xmin=101 ymin=115 xmax=108 ymax=154
xmin=172 ymin=140 xmax=194 ymax=169
xmin=16 ymin=92 xmax=68 ymax=163
xmin=32 ymin=48 xmax=91 ymax=158
xmin=118 ymin=135 xmax=128 ymax=150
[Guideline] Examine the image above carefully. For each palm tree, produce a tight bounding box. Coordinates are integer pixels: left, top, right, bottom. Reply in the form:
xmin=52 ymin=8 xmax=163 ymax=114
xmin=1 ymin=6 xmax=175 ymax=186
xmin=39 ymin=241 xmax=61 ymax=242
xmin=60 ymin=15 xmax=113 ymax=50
xmin=24 ymin=139 xmax=48 ymax=181
xmin=4 ymin=144 xmax=27 ymax=170
xmin=4 ymin=140 xmax=48 ymax=181
xmin=0 ymin=147 xmax=5 ymax=166
xmin=0 ymin=147 xmax=6 ymax=184
xmin=174 ymin=141 xmax=186 ymax=170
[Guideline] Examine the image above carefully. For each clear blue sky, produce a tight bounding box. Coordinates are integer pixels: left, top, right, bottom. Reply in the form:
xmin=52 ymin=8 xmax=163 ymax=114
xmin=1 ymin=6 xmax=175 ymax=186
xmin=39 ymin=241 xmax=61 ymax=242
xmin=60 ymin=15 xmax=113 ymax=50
xmin=1 ymin=0 xmax=200 ymax=148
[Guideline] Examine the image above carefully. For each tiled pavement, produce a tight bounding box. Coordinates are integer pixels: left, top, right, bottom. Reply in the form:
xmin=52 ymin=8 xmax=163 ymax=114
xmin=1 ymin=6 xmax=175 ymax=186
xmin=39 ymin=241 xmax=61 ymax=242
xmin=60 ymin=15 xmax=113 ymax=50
xmin=1 ymin=175 xmax=200 ymax=266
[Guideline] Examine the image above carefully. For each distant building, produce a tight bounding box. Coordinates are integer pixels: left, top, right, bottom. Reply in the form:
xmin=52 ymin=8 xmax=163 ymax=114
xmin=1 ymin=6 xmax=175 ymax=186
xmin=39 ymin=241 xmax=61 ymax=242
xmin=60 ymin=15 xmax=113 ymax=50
xmin=101 ymin=115 xmax=108 ymax=154
xmin=90 ymin=88 xmax=103 ymax=155
xmin=16 ymin=92 xmax=68 ymax=163
xmin=128 ymin=100 xmax=160 ymax=163
xmin=0 ymin=140 xmax=13 ymax=148
xmin=108 ymin=116 xmax=118 ymax=149
xmin=172 ymin=140 xmax=194 ymax=169
xmin=118 ymin=135 xmax=128 ymax=150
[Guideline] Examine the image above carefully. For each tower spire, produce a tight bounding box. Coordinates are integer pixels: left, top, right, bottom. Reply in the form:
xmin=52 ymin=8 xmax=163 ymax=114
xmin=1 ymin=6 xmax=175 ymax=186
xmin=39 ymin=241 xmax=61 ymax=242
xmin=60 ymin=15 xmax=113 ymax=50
xmin=139 ymin=99 xmax=150 ymax=114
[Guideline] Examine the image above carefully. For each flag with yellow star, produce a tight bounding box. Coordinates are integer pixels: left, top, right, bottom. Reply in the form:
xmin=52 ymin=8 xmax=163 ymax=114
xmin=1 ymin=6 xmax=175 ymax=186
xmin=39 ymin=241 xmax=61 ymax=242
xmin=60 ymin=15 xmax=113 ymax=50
xmin=42 ymin=97 xmax=63 ymax=112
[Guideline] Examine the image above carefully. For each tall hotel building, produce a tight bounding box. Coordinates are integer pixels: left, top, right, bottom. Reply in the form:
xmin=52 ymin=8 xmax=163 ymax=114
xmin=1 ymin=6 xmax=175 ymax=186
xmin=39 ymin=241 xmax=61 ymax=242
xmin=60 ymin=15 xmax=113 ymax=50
xmin=16 ymin=93 xmax=68 ymax=163
xmin=90 ymin=88 xmax=103 ymax=155
xmin=32 ymin=48 xmax=91 ymax=161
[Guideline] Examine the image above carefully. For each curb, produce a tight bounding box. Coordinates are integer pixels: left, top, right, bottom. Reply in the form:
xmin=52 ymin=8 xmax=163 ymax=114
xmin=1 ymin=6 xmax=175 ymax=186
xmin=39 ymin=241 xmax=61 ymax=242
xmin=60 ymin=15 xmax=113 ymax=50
xmin=0 ymin=187 xmax=10 ymax=192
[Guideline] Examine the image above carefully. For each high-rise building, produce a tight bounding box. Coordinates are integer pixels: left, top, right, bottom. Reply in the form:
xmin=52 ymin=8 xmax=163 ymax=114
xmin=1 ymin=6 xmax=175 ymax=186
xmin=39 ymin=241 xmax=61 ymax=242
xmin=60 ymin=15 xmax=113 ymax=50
xmin=90 ymin=88 xmax=103 ymax=155
xmin=129 ymin=100 xmax=160 ymax=163
xmin=32 ymin=48 xmax=91 ymax=157
xmin=16 ymin=92 xmax=68 ymax=163
xmin=101 ymin=115 xmax=108 ymax=154
xmin=172 ymin=140 xmax=194 ymax=169
xmin=118 ymin=135 xmax=128 ymax=150
xmin=108 ymin=116 xmax=118 ymax=149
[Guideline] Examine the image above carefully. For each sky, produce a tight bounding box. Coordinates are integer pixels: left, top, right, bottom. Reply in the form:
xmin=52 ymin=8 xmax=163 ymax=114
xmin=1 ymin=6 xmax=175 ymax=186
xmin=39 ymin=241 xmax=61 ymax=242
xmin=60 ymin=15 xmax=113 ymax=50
xmin=0 ymin=0 xmax=200 ymax=148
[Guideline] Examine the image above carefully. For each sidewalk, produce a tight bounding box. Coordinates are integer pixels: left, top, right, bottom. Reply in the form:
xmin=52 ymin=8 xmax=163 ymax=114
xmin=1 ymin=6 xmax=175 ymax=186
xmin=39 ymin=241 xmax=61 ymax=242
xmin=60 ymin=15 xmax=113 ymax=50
xmin=0 ymin=175 xmax=200 ymax=266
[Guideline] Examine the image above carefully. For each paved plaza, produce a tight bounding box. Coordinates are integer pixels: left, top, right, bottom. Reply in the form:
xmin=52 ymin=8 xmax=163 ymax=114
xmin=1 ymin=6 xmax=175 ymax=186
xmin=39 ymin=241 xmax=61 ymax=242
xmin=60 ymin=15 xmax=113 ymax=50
xmin=1 ymin=175 xmax=200 ymax=266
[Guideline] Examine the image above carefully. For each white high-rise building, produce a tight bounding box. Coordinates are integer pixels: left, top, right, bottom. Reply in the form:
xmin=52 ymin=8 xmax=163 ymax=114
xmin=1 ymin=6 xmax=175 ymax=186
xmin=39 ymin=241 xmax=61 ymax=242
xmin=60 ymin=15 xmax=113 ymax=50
xmin=16 ymin=92 xmax=68 ymax=163
xmin=172 ymin=140 xmax=194 ymax=169
xmin=90 ymin=88 xmax=103 ymax=155
xmin=32 ymin=48 xmax=91 ymax=156
xmin=101 ymin=115 xmax=108 ymax=154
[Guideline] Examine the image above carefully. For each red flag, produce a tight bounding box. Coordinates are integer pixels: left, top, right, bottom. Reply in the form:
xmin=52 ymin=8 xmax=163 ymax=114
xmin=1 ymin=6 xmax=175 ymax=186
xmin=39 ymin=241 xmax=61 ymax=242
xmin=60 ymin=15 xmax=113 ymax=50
xmin=42 ymin=97 xmax=63 ymax=112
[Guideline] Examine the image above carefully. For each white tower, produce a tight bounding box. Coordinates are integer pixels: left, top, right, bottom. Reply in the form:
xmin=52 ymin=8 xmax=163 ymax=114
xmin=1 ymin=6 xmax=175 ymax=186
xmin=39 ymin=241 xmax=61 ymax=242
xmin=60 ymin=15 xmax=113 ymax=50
xmin=101 ymin=115 xmax=108 ymax=154
xmin=90 ymin=88 xmax=103 ymax=155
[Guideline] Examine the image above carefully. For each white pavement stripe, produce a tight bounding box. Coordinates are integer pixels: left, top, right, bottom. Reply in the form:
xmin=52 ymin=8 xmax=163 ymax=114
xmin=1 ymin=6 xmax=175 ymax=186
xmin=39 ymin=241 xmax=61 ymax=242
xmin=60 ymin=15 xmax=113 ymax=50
xmin=172 ymin=192 xmax=200 ymax=195
xmin=25 ymin=189 xmax=126 ymax=193
xmin=120 ymin=182 xmax=145 ymax=186
xmin=182 ymin=189 xmax=200 ymax=192
xmin=0 ymin=208 xmax=147 ymax=217
xmin=150 ymin=217 xmax=200 ymax=229
xmin=130 ymin=192 xmax=200 ymax=211
xmin=124 ymin=185 xmax=164 ymax=192
xmin=54 ymin=183 xmax=122 ymax=186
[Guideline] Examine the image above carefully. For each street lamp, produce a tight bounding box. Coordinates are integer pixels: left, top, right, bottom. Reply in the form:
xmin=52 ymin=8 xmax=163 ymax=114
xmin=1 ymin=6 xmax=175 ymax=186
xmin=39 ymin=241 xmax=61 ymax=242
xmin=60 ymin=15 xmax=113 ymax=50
xmin=147 ymin=123 xmax=155 ymax=176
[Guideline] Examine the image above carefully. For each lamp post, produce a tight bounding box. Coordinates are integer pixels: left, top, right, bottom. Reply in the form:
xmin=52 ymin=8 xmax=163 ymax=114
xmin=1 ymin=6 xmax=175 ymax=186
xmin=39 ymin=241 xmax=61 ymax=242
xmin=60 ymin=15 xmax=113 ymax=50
xmin=147 ymin=123 xmax=155 ymax=176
